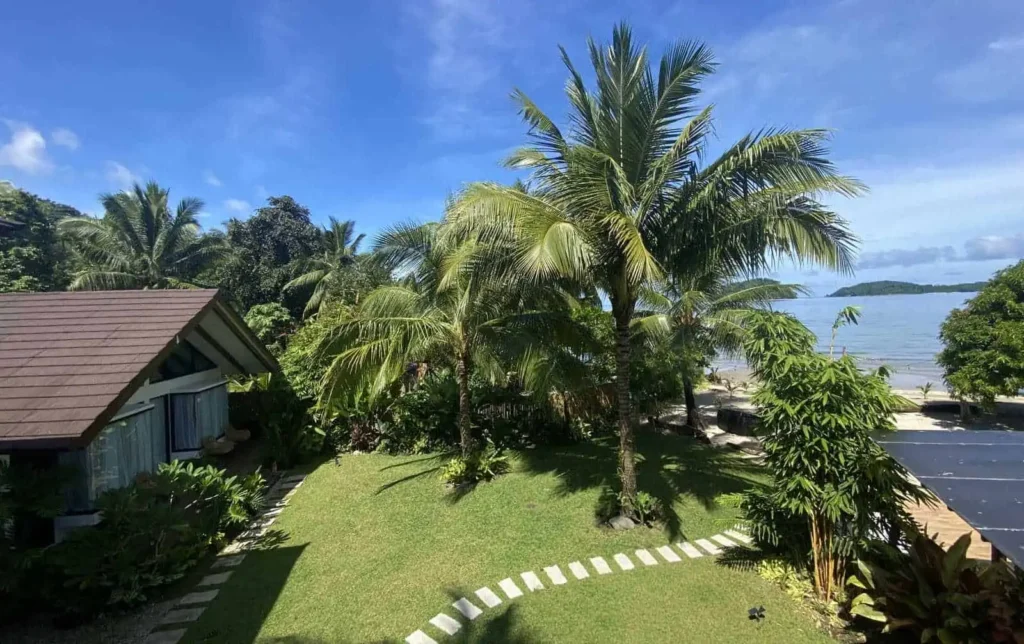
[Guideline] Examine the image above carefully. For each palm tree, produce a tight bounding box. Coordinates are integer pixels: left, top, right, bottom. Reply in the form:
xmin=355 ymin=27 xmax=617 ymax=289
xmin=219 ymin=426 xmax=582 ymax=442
xmin=449 ymin=24 xmax=861 ymax=512
xmin=319 ymin=218 xmax=578 ymax=458
xmin=635 ymin=276 xmax=804 ymax=430
xmin=59 ymin=182 xmax=225 ymax=290
xmin=284 ymin=217 xmax=366 ymax=317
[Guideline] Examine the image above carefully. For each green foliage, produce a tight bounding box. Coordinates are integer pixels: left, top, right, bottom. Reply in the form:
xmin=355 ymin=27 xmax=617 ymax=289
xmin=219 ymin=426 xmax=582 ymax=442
xmin=284 ymin=217 xmax=375 ymax=317
xmin=279 ymin=302 xmax=354 ymax=401
xmin=740 ymin=309 xmax=929 ymax=600
xmin=631 ymin=491 xmax=663 ymax=526
xmin=244 ymin=302 xmax=295 ymax=353
xmin=918 ymin=381 xmax=934 ymax=401
xmin=0 ymin=460 xmax=76 ymax=623
xmin=439 ymin=446 xmax=510 ymax=486
xmin=829 ymin=280 xmax=986 ymax=297
xmin=848 ymin=531 xmax=1024 ymax=642
xmin=39 ymin=461 xmax=263 ymax=622
xmin=214 ymin=195 xmax=322 ymax=315
xmin=58 ymin=182 xmax=225 ymax=290
xmin=0 ymin=186 xmax=81 ymax=292
xmin=938 ymin=260 xmax=1024 ymax=410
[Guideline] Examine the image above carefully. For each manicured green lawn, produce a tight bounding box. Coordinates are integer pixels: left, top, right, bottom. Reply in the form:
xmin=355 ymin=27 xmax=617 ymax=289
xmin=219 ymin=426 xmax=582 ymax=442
xmin=184 ymin=432 xmax=831 ymax=643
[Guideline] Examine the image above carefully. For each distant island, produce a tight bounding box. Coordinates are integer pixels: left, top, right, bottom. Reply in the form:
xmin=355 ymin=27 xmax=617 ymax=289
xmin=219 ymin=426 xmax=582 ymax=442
xmin=828 ymin=280 xmax=985 ymax=297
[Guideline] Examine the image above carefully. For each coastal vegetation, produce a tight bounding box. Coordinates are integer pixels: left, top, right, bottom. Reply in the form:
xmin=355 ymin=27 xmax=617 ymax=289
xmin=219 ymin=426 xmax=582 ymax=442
xmin=938 ymin=259 xmax=1024 ymax=415
xmin=828 ymin=280 xmax=985 ymax=297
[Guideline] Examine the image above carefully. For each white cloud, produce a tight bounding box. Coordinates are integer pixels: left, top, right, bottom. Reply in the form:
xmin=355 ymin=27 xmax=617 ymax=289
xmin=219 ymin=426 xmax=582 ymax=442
xmin=224 ymin=198 xmax=252 ymax=214
xmin=989 ymin=35 xmax=1024 ymax=51
xmin=105 ymin=161 xmax=140 ymax=189
xmin=964 ymin=234 xmax=1024 ymax=260
xmin=0 ymin=122 xmax=53 ymax=174
xmin=50 ymin=128 xmax=80 ymax=151
xmin=204 ymin=171 xmax=222 ymax=187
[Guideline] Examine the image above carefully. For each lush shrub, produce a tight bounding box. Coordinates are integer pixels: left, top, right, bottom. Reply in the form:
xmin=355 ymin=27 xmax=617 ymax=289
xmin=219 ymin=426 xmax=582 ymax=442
xmin=40 ymin=461 xmax=264 ymax=622
xmin=594 ymin=487 xmax=662 ymax=526
xmin=279 ymin=302 xmax=353 ymax=401
xmin=938 ymin=260 xmax=1024 ymax=413
xmin=439 ymin=447 xmax=510 ymax=486
xmin=740 ymin=309 xmax=929 ymax=601
xmin=848 ymin=531 xmax=1024 ymax=642
xmin=0 ymin=460 xmax=73 ymax=624
xmin=244 ymin=302 xmax=295 ymax=353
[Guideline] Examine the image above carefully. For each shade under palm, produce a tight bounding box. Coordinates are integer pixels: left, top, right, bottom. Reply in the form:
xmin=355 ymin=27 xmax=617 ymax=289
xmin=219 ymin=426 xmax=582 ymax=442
xmin=320 ymin=219 xmax=579 ymax=458
xmin=59 ymin=182 xmax=225 ymax=290
xmin=449 ymin=23 xmax=861 ymax=512
xmin=285 ymin=217 xmax=366 ymax=317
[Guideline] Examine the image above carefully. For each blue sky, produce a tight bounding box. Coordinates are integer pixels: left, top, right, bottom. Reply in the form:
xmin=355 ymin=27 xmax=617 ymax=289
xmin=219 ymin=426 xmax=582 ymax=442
xmin=2 ymin=0 xmax=1023 ymax=294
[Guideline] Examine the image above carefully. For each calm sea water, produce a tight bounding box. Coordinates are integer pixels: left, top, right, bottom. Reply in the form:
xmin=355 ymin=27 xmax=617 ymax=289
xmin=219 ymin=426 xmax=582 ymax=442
xmin=716 ymin=292 xmax=977 ymax=390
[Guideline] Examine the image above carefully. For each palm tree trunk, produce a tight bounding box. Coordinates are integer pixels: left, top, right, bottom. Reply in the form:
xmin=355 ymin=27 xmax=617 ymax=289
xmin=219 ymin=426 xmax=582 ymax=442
xmin=614 ymin=312 xmax=638 ymax=515
xmin=683 ymin=377 xmax=703 ymax=430
xmin=456 ymin=352 xmax=476 ymax=459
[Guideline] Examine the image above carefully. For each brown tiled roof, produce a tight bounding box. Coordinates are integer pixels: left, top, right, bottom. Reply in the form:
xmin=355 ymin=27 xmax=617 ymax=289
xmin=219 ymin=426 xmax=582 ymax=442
xmin=0 ymin=290 xmax=229 ymax=447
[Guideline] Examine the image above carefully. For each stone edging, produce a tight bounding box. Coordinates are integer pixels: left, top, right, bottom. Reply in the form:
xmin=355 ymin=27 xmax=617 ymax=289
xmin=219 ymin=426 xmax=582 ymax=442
xmin=142 ymin=472 xmax=309 ymax=644
xmin=404 ymin=528 xmax=753 ymax=644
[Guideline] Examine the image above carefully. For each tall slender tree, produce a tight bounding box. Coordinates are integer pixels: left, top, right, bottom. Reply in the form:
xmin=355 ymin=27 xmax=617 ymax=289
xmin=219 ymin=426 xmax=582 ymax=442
xmin=284 ymin=217 xmax=366 ymax=317
xmin=449 ymin=24 xmax=861 ymax=513
xmin=59 ymin=182 xmax=225 ymax=290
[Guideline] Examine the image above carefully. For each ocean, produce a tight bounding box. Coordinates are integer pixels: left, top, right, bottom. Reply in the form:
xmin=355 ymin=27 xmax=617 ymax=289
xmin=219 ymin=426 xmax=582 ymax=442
xmin=715 ymin=292 xmax=977 ymax=390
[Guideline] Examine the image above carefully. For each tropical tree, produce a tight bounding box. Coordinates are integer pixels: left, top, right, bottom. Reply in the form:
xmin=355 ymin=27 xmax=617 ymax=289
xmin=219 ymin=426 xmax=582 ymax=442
xmin=635 ymin=276 xmax=804 ymax=430
xmin=449 ymin=24 xmax=862 ymax=512
xmin=284 ymin=217 xmax=366 ymax=317
xmin=319 ymin=219 xmax=580 ymax=458
xmin=59 ymin=182 xmax=225 ymax=290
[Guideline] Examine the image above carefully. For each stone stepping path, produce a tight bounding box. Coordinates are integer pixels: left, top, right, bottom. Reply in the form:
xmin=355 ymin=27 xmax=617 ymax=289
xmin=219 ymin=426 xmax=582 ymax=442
xmin=590 ymin=556 xmax=613 ymax=574
xmin=498 ymin=578 xmax=523 ymax=599
xmin=475 ymin=587 xmax=502 ymax=608
xmin=404 ymin=527 xmax=752 ymax=643
xmin=656 ymin=545 xmax=681 ymax=563
xmin=544 ymin=565 xmax=568 ymax=585
xmin=695 ymin=538 xmax=722 ymax=555
xmin=568 ymin=561 xmax=589 ymax=579
xmin=142 ymin=472 xmax=309 ymax=644
xmin=521 ymin=571 xmax=545 ymax=591
xmin=452 ymin=598 xmax=482 ymax=620
xmin=613 ymin=553 xmax=635 ymax=571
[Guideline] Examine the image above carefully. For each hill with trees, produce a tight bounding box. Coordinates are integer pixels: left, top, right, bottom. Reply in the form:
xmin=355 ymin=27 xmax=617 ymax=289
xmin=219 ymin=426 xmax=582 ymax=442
xmin=828 ymin=280 xmax=985 ymax=297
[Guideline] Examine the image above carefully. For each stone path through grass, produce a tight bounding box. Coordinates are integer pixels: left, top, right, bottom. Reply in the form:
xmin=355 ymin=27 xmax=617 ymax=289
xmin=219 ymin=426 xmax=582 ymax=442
xmin=404 ymin=527 xmax=753 ymax=644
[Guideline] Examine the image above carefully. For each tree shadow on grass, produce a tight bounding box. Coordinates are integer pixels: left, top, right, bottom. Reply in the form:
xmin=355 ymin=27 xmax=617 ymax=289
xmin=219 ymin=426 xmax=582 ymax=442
xmin=375 ymin=452 xmax=457 ymax=495
xmin=184 ymin=543 xmax=307 ymax=644
xmin=517 ymin=430 xmax=764 ymax=541
xmin=438 ymin=588 xmax=541 ymax=644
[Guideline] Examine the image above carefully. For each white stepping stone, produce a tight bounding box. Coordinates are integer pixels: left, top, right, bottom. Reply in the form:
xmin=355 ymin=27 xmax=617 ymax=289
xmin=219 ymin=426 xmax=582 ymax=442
xmin=145 ymin=629 xmax=187 ymax=644
xmin=725 ymin=529 xmax=753 ymax=544
xmin=177 ymin=589 xmax=218 ymax=605
xmin=498 ymin=577 xmax=523 ymax=599
xmin=160 ymin=607 xmax=204 ymax=624
xmin=283 ymin=474 xmax=305 ymax=483
xmin=263 ymin=508 xmax=284 ymax=518
xmin=613 ymin=553 xmax=635 ymax=571
xmin=711 ymin=534 xmax=738 ymax=548
xmin=521 ymin=571 xmax=545 ymax=591
xmin=475 ymin=586 xmax=502 ymax=608
xmin=635 ymin=549 xmax=658 ymax=566
xmin=452 ymin=598 xmax=482 ymax=620
xmin=544 ymin=565 xmax=568 ymax=585
xmin=212 ymin=555 xmax=244 ymax=569
xmin=656 ymin=545 xmax=682 ymax=562
xmin=590 ymin=556 xmax=613 ymax=575
xmin=198 ymin=572 xmax=232 ymax=586
xmin=695 ymin=538 xmax=722 ymax=555
xmin=568 ymin=561 xmax=590 ymax=579
xmin=676 ymin=542 xmax=703 ymax=558
xmin=429 ymin=613 xmax=462 ymax=635
xmin=406 ymin=630 xmax=438 ymax=644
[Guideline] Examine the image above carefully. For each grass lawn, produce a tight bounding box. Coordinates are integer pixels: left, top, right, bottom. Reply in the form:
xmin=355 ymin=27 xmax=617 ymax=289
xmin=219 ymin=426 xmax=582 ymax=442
xmin=184 ymin=431 xmax=831 ymax=643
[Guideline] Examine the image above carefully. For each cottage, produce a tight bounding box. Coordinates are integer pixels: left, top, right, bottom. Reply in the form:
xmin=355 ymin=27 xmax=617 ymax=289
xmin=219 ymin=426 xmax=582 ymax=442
xmin=0 ymin=289 xmax=277 ymax=542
